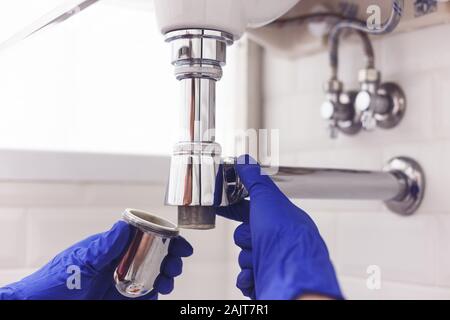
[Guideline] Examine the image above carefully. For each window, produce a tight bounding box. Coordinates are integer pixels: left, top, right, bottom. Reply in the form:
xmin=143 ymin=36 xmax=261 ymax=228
xmin=0 ymin=1 xmax=239 ymax=156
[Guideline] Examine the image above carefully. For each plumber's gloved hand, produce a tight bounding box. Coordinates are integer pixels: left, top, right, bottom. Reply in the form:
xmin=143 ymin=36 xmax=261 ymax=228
xmin=0 ymin=221 xmax=193 ymax=300
xmin=217 ymin=155 xmax=343 ymax=300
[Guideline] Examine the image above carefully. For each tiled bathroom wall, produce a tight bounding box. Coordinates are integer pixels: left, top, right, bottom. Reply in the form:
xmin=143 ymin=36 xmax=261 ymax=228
xmin=1 ymin=22 xmax=450 ymax=301
xmin=262 ymin=23 xmax=450 ymax=299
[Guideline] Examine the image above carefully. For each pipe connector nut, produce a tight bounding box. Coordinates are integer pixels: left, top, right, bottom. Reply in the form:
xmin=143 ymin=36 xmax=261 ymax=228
xmin=165 ymin=29 xmax=234 ymax=81
xmin=358 ymin=68 xmax=381 ymax=84
xmin=323 ymin=79 xmax=343 ymax=93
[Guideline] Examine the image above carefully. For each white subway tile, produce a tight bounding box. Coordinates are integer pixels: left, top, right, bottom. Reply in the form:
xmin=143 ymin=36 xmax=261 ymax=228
xmin=81 ymin=184 xmax=166 ymax=207
xmin=336 ymin=212 xmax=438 ymax=286
xmin=263 ymin=52 xmax=299 ymax=100
xmin=264 ymin=93 xmax=337 ymax=152
xmin=0 ymin=182 xmax=85 ymax=207
xmin=160 ymin=262 xmax=229 ymax=300
xmin=0 ymin=182 xmax=167 ymax=208
xmin=443 ymin=142 xmax=450 ymax=210
xmin=180 ymin=218 xmax=235 ymax=264
xmin=340 ymin=276 xmax=450 ymax=300
xmin=0 ymin=181 xmax=168 ymax=208
xmin=381 ymin=24 xmax=450 ymax=77
xmin=224 ymin=220 xmax=241 ymax=258
xmin=0 ymin=209 xmax=26 ymax=268
xmin=25 ymin=208 xmax=123 ymax=267
xmin=293 ymin=146 xmax=382 ymax=170
xmin=433 ymin=69 xmax=450 ymax=139
xmin=299 ymin=199 xmax=383 ymax=214
xmin=0 ymin=151 xmax=169 ymax=184
xmin=436 ymin=214 xmax=450 ymax=287
xmin=293 ymin=51 xmax=330 ymax=93
xmin=277 ymin=153 xmax=299 ymax=167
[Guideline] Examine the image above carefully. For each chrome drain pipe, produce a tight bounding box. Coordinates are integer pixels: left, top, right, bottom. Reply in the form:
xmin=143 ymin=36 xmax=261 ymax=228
xmin=269 ymin=157 xmax=425 ymax=216
xmin=164 ymin=29 xmax=234 ymax=230
xmin=165 ymin=154 xmax=424 ymax=230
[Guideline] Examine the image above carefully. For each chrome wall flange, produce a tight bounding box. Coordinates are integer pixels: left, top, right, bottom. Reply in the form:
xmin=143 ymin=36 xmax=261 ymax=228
xmin=383 ymin=157 xmax=425 ymax=216
xmin=375 ymin=82 xmax=407 ymax=129
xmin=355 ymin=69 xmax=407 ymax=132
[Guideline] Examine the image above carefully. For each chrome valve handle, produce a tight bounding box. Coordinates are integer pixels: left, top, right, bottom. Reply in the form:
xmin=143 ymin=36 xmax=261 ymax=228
xmin=321 ymin=80 xmax=361 ymax=138
xmin=321 ymin=100 xmax=339 ymax=139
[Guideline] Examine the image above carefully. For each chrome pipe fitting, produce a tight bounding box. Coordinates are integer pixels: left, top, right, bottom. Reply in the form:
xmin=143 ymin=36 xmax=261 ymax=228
xmin=114 ymin=209 xmax=179 ymax=298
xmin=323 ymin=29 xmax=374 ymax=139
xmin=223 ymin=156 xmax=425 ymax=216
xmin=164 ymin=29 xmax=234 ymax=230
xmin=165 ymin=29 xmax=233 ymax=81
xmin=323 ymin=0 xmax=406 ymax=138
xmin=167 ymin=153 xmax=424 ymax=230
xmin=321 ymin=79 xmax=361 ymax=138
xmin=165 ymin=152 xmax=248 ymax=229
xmin=355 ymin=69 xmax=406 ymax=131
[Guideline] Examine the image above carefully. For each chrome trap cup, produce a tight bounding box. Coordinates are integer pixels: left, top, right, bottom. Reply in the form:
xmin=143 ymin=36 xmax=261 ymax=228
xmin=114 ymin=208 xmax=179 ymax=298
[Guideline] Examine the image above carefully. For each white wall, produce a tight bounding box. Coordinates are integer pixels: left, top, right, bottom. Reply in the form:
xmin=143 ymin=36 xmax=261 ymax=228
xmin=262 ymin=23 xmax=450 ymax=299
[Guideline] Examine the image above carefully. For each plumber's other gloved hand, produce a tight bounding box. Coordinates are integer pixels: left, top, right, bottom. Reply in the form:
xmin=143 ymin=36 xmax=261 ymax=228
xmin=0 ymin=221 xmax=193 ymax=300
xmin=217 ymin=155 xmax=343 ymax=300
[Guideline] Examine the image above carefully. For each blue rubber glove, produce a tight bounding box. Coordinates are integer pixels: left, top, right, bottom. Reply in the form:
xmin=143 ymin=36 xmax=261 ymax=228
xmin=0 ymin=221 xmax=193 ymax=300
xmin=217 ymin=155 xmax=343 ymax=300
